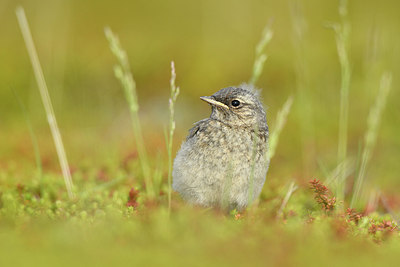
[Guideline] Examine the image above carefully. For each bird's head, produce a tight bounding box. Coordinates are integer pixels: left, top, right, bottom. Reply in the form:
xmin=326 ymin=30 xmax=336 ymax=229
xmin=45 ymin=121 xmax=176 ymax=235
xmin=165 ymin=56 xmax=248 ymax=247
xmin=200 ymin=85 xmax=267 ymax=130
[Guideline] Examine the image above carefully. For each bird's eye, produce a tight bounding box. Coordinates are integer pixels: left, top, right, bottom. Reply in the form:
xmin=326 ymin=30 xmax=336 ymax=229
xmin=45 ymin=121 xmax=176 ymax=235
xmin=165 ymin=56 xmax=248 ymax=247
xmin=231 ymin=100 xmax=241 ymax=107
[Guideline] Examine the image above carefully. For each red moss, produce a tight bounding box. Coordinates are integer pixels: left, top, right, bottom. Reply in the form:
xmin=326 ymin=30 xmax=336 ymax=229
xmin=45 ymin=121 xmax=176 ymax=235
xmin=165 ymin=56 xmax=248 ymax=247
xmin=346 ymin=208 xmax=364 ymax=225
xmin=234 ymin=213 xmax=243 ymax=220
xmin=306 ymin=215 xmax=315 ymax=224
xmin=369 ymin=220 xmax=398 ymax=235
xmin=16 ymin=183 xmax=25 ymax=196
xmin=309 ymin=179 xmax=336 ymax=212
xmin=126 ymin=187 xmax=140 ymax=208
xmin=368 ymin=220 xmax=398 ymax=243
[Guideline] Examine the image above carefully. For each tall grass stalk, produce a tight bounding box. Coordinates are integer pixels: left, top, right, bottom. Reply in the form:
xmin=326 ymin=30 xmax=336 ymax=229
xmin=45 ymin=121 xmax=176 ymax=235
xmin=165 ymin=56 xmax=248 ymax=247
xmin=166 ymin=61 xmax=180 ymax=213
xmin=249 ymin=23 xmax=273 ymax=85
xmin=328 ymin=0 xmax=351 ymax=201
xmin=16 ymin=6 xmax=75 ymax=199
xmin=290 ymin=1 xmax=315 ymax=176
xmin=277 ymin=181 xmax=298 ymax=219
xmin=324 ymin=158 xmax=355 ymax=186
xmin=350 ymin=72 xmax=392 ymax=208
xmin=104 ymin=27 xmax=154 ymax=199
xmin=268 ymin=96 xmax=294 ymax=161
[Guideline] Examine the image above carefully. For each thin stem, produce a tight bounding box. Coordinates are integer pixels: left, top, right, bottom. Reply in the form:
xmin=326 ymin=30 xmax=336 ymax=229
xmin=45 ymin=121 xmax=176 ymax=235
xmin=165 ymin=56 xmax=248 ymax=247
xmin=167 ymin=61 xmax=180 ymax=214
xmin=249 ymin=22 xmax=273 ymax=86
xmin=105 ymin=27 xmax=154 ymax=199
xmin=290 ymin=0 xmax=315 ymax=176
xmin=16 ymin=6 xmax=74 ymax=199
xmin=329 ymin=0 xmax=351 ymax=202
xmin=268 ymin=95 xmax=294 ymax=161
xmin=277 ymin=181 xmax=298 ymax=219
xmin=350 ymin=73 xmax=392 ymax=208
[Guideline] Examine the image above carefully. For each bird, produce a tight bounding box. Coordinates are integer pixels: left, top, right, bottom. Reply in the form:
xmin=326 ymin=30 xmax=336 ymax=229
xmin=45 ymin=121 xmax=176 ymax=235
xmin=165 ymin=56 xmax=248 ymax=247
xmin=172 ymin=84 xmax=269 ymax=211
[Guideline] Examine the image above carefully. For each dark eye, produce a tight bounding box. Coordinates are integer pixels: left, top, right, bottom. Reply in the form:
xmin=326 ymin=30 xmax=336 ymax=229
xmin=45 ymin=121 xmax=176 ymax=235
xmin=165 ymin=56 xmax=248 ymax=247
xmin=231 ymin=100 xmax=241 ymax=107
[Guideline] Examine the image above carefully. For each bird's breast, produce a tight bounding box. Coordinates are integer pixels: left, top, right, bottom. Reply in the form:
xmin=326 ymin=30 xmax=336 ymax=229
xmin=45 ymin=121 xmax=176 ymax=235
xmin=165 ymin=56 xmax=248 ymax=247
xmin=191 ymin=120 xmax=267 ymax=163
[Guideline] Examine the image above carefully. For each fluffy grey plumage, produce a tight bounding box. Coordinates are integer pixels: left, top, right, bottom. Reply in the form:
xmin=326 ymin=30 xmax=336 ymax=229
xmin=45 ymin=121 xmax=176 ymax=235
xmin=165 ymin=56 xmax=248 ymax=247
xmin=172 ymin=85 xmax=269 ymax=211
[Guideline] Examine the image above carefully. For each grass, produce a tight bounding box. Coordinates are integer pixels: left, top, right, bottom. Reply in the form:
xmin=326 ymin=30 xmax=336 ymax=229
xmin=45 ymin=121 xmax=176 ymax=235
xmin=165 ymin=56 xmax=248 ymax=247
xmin=166 ymin=61 xmax=180 ymax=214
xmin=329 ymin=0 xmax=352 ymax=202
xmin=249 ymin=21 xmax=273 ymax=86
xmin=16 ymin=6 xmax=74 ymax=199
xmin=290 ymin=0 xmax=316 ymax=177
xmin=268 ymin=95 xmax=294 ymax=161
xmin=2 ymin=1 xmax=400 ymax=266
xmin=276 ymin=181 xmax=298 ymax=219
xmin=104 ymin=26 xmax=155 ymax=199
xmin=351 ymin=72 xmax=392 ymax=208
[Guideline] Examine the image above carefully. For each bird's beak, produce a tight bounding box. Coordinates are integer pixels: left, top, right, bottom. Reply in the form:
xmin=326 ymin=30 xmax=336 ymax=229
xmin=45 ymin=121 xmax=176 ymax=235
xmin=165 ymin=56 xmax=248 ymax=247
xmin=200 ymin=96 xmax=229 ymax=109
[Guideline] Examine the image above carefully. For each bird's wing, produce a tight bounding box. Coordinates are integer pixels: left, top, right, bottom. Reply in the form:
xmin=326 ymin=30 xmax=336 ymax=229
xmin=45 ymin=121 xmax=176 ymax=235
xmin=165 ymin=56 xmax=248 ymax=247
xmin=187 ymin=119 xmax=209 ymax=140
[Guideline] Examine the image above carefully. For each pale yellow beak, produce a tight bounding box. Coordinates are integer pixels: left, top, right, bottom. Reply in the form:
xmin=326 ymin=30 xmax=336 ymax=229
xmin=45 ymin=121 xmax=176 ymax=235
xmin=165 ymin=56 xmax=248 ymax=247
xmin=200 ymin=96 xmax=229 ymax=109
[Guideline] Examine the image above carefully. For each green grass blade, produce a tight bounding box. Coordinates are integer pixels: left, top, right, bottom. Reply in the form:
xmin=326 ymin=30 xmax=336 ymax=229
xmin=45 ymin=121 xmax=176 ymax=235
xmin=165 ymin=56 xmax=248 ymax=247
xmin=104 ymin=26 xmax=154 ymax=199
xmin=327 ymin=0 xmax=351 ymax=202
xmin=166 ymin=61 xmax=180 ymax=214
xmin=350 ymin=72 xmax=392 ymax=208
xmin=277 ymin=181 xmax=298 ymax=219
xmin=249 ymin=22 xmax=273 ymax=86
xmin=268 ymin=95 xmax=294 ymax=161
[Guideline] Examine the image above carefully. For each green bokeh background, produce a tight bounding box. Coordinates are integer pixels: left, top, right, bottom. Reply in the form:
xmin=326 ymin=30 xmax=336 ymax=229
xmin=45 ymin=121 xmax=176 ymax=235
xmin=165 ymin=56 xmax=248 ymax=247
xmin=1 ymin=0 xmax=399 ymax=192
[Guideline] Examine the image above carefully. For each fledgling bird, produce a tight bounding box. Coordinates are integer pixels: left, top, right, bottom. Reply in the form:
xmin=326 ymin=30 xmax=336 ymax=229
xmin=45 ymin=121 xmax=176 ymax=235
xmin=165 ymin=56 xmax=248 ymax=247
xmin=172 ymin=85 xmax=269 ymax=211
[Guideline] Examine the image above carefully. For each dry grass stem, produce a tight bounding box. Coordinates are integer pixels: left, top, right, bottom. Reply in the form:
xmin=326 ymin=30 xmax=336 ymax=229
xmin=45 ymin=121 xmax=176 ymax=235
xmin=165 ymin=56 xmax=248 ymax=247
xmin=249 ymin=22 xmax=273 ymax=85
xmin=330 ymin=0 xmax=352 ymax=201
xmin=16 ymin=6 xmax=75 ymax=199
xmin=268 ymin=95 xmax=294 ymax=161
xmin=277 ymin=181 xmax=298 ymax=219
xmin=167 ymin=61 xmax=180 ymax=213
xmin=351 ymin=72 xmax=392 ymax=207
xmin=104 ymin=27 xmax=154 ymax=199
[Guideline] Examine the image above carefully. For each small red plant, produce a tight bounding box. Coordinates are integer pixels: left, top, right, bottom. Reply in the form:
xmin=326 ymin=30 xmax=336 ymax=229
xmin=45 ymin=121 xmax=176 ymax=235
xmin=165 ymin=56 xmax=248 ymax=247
xmin=234 ymin=213 xmax=243 ymax=220
xmin=346 ymin=208 xmax=364 ymax=225
xmin=126 ymin=187 xmax=140 ymax=208
xmin=16 ymin=183 xmax=25 ymax=197
xmin=309 ymin=179 xmax=336 ymax=212
xmin=369 ymin=220 xmax=398 ymax=235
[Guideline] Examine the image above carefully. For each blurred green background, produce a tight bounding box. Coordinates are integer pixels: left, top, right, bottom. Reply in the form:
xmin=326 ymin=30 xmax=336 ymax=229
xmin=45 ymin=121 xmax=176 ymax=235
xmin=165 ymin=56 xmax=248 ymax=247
xmin=1 ymin=0 xmax=399 ymax=193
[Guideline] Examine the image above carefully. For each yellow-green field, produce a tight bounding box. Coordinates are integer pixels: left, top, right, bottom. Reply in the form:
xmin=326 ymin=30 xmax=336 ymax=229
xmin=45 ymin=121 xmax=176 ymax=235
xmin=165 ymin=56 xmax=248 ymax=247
xmin=1 ymin=0 xmax=400 ymax=266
